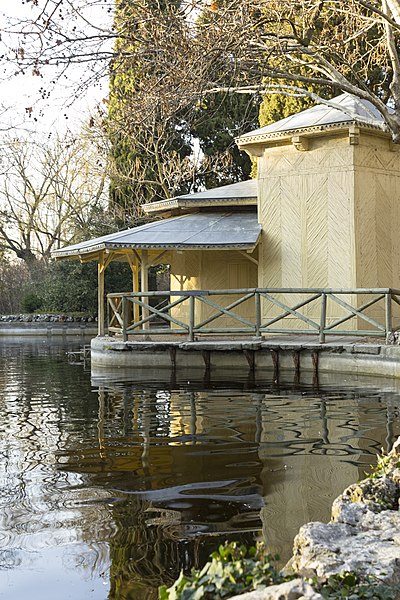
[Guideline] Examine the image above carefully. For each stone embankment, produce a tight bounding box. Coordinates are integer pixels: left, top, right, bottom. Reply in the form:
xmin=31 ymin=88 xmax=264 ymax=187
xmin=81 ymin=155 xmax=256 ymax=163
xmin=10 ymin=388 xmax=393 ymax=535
xmin=0 ymin=313 xmax=96 ymax=323
xmin=0 ymin=314 xmax=97 ymax=336
xmin=231 ymin=439 xmax=400 ymax=600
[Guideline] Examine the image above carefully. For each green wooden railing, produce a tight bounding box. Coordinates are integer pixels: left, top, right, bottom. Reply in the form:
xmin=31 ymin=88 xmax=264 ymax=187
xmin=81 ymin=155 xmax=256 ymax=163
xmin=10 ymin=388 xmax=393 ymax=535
xmin=107 ymin=288 xmax=400 ymax=343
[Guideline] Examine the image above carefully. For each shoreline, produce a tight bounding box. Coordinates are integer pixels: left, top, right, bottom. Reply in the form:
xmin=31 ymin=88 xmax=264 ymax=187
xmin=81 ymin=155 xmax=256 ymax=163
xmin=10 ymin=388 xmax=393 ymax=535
xmin=0 ymin=319 xmax=97 ymax=337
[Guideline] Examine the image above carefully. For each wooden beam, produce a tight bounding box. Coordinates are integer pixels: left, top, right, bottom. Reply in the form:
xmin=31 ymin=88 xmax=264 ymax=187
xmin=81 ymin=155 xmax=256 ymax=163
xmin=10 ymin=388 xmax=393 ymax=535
xmin=150 ymin=250 xmax=167 ymax=266
xmin=238 ymin=250 xmax=258 ymax=266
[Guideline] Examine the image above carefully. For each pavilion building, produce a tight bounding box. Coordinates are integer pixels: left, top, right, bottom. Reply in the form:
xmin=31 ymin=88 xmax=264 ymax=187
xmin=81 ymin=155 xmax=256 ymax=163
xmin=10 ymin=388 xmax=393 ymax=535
xmin=52 ymin=93 xmax=400 ymax=337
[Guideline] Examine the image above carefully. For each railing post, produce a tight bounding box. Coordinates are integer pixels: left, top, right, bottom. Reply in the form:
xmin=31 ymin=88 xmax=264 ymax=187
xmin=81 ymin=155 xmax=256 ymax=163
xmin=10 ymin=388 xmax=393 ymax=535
xmin=122 ymin=296 xmax=128 ymax=342
xmin=189 ymin=294 xmax=195 ymax=341
xmin=106 ymin=297 xmax=110 ymax=336
xmin=385 ymin=292 xmax=393 ymax=341
xmin=255 ymin=291 xmax=261 ymax=337
xmin=319 ymin=293 xmax=327 ymax=344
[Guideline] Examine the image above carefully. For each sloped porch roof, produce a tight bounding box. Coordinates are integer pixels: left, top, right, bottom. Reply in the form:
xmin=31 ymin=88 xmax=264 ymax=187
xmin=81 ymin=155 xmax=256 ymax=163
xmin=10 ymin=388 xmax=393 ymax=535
xmin=52 ymin=211 xmax=261 ymax=260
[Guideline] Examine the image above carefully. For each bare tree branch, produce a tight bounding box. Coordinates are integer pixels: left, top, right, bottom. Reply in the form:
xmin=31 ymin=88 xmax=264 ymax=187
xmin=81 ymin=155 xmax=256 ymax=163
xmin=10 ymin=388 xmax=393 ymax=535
xmin=0 ymin=133 xmax=109 ymax=270
xmin=3 ymin=0 xmax=400 ymax=140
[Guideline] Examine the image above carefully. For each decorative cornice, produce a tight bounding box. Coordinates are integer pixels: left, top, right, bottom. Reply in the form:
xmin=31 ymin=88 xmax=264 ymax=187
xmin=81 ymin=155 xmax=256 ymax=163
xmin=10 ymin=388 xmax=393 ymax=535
xmin=236 ymin=120 xmax=389 ymax=149
xmin=143 ymin=196 xmax=257 ymax=215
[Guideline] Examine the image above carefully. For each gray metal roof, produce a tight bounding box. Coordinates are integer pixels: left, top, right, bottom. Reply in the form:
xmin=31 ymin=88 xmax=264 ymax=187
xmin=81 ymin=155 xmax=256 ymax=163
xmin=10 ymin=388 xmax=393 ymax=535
xmin=143 ymin=179 xmax=257 ymax=214
xmin=52 ymin=212 xmax=261 ymax=259
xmin=175 ymin=179 xmax=257 ymax=201
xmin=238 ymin=93 xmax=388 ymax=143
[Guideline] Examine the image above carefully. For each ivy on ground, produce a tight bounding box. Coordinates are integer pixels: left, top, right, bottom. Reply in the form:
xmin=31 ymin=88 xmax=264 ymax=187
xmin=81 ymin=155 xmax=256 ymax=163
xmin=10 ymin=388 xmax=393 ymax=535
xmin=314 ymin=571 xmax=399 ymax=600
xmin=159 ymin=542 xmax=287 ymax=600
xmin=159 ymin=542 xmax=399 ymax=600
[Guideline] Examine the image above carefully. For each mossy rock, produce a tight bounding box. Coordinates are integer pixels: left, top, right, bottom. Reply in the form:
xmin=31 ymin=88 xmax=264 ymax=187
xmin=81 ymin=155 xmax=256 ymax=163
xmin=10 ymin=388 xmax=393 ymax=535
xmin=342 ymin=477 xmax=400 ymax=511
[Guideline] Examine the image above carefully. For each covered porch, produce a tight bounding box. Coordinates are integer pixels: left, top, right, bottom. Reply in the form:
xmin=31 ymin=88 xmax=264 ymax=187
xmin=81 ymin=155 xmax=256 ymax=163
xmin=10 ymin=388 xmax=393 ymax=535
xmin=52 ymin=210 xmax=261 ymax=337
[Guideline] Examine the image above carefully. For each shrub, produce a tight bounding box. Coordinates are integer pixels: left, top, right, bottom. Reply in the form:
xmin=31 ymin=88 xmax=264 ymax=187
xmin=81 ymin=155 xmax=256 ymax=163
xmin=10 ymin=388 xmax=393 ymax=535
xmin=0 ymin=260 xmax=30 ymax=314
xmin=39 ymin=260 xmax=133 ymax=315
xmin=159 ymin=543 xmax=398 ymax=600
xmin=158 ymin=542 xmax=287 ymax=600
xmin=21 ymin=291 xmax=43 ymax=313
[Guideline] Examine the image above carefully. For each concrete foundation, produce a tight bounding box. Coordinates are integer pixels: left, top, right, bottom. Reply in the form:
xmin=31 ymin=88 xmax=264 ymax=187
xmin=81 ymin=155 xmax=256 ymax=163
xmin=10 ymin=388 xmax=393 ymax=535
xmin=90 ymin=335 xmax=400 ymax=380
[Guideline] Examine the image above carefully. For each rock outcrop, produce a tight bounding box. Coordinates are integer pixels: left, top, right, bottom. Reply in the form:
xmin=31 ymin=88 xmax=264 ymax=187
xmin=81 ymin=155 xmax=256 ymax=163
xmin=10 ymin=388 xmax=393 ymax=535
xmin=230 ymin=579 xmax=323 ymax=600
xmin=233 ymin=438 xmax=400 ymax=600
xmin=290 ymin=442 xmax=400 ymax=591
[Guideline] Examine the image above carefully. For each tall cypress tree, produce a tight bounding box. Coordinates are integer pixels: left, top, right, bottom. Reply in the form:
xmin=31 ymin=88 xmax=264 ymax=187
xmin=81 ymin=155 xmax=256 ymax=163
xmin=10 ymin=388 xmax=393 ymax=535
xmin=107 ymin=0 xmax=261 ymax=223
xmin=107 ymin=0 xmax=193 ymax=224
xmin=189 ymin=0 xmax=259 ymax=189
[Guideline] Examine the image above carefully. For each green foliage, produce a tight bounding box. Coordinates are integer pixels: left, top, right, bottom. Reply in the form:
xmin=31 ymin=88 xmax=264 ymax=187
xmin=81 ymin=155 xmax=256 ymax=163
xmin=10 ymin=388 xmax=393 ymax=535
xmin=0 ymin=259 xmax=30 ymax=314
xmin=159 ymin=543 xmax=399 ymax=600
xmin=108 ymin=0 xmax=259 ymax=219
xmin=258 ymin=92 xmax=315 ymax=129
xmin=368 ymin=450 xmax=393 ymax=479
xmin=314 ymin=571 xmax=399 ymax=600
xmin=21 ymin=291 xmax=43 ymax=313
xmin=37 ymin=260 xmax=132 ymax=315
xmin=190 ymin=92 xmax=259 ymax=189
xmin=158 ymin=542 xmax=287 ymax=600
xmin=108 ymin=0 xmax=192 ymax=217
xmin=39 ymin=261 xmax=98 ymax=314
xmin=365 ymin=448 xmax=400 ymax=480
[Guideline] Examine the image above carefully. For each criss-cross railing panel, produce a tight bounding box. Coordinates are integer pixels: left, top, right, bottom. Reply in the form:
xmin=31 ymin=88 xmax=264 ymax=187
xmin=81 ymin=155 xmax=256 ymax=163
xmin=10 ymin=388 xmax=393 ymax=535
xmin=106 ymin=288 xmax=400 ymax=342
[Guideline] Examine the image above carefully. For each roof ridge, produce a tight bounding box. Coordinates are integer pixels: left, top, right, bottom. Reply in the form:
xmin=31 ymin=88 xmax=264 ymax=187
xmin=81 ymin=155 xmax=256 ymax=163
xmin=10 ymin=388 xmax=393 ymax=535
xmin=237 ymin=92 xmax=388 ymax=143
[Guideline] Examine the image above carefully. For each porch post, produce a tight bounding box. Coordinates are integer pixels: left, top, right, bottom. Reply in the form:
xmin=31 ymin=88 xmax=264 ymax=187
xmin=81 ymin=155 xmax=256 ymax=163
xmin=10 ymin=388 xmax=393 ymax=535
xmin=127 ymin=252 xmax=140 ymax=323
xmin=133 ymin=260 xmax=140 ymax=323
xmin=141 ymin=249 xmax=149 ymax=329
xmin=98 ymin=252 xmax=105 ymax=337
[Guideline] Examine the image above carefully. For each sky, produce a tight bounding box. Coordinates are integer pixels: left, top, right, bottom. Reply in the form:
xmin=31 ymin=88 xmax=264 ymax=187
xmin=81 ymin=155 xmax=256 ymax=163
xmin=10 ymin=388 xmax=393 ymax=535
xmin=0 ymin=0 xmax=112 ymax=138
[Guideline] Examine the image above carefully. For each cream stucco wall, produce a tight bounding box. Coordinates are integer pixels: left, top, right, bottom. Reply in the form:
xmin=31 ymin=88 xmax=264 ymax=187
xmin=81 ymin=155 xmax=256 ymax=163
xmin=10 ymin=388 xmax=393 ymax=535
xmin=353 ymin=135 xmax=400 ymax=289
xmin=257 ymin=135 xmax=355 ymax=290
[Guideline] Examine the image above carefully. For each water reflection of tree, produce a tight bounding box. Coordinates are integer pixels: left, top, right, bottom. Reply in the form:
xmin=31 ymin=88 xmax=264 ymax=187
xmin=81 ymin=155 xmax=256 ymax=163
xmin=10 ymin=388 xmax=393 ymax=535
xmin=3 ymin=345 xmax=400 ymax=600
xmin=0 ymin=343 xmax=112 ymax=580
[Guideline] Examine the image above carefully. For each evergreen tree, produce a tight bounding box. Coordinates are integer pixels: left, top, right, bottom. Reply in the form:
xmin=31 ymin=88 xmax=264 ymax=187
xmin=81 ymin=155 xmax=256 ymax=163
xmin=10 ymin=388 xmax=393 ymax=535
xmin=190 ymin=86 xmax=259 ymax=190
xmin=107 ymin=0 xmax=260 ymax=222
xmin=107 ymin=0 xmax=194 ymax=223
xmin=189 ymin=0 xmax=259 ymax=189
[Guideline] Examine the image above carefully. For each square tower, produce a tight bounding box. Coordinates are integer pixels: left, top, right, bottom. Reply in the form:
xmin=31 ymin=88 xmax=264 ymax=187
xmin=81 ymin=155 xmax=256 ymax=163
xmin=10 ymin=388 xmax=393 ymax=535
xmin=238 ymin=94 xmax=400 ymax=291
xmin=238 ymin=94 xmax=400 ymax=330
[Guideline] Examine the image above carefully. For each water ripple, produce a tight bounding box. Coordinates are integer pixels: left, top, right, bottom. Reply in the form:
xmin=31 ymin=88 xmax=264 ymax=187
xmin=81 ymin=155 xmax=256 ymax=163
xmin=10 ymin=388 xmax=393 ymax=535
xmin=1 ymin=342 xmax=400 ymax=600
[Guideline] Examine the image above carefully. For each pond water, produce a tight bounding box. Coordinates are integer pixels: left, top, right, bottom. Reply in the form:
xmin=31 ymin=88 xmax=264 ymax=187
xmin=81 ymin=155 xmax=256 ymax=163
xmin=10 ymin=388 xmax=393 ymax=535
xmin=0 ymin=340 xmax=400 ymax=600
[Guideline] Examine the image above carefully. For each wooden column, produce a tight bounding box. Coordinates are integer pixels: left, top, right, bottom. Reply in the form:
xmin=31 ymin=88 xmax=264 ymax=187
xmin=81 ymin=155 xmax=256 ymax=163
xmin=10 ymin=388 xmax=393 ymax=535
xmin=141 ymin=249 xmax=149 ymax=329
xmin=97 ymin=250 xmax=115 ymax=337
xmin=97 ymin=253 xmax=105 ymax=336
xmin=127 ymin=252 xmax=140 ymax=323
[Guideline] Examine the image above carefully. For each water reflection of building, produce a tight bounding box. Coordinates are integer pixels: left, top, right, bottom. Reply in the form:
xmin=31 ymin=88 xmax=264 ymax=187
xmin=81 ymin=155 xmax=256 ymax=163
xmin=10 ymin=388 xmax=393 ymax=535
xmin=258 ymin=383 xmax=400 ymax=562
xmin=59 ymin=375 xmax=400 ymax=597
xmin=257 ymin=392 xmax=356 ymax=561
xmin=63 ymin=383 xmax=267 ymax=598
